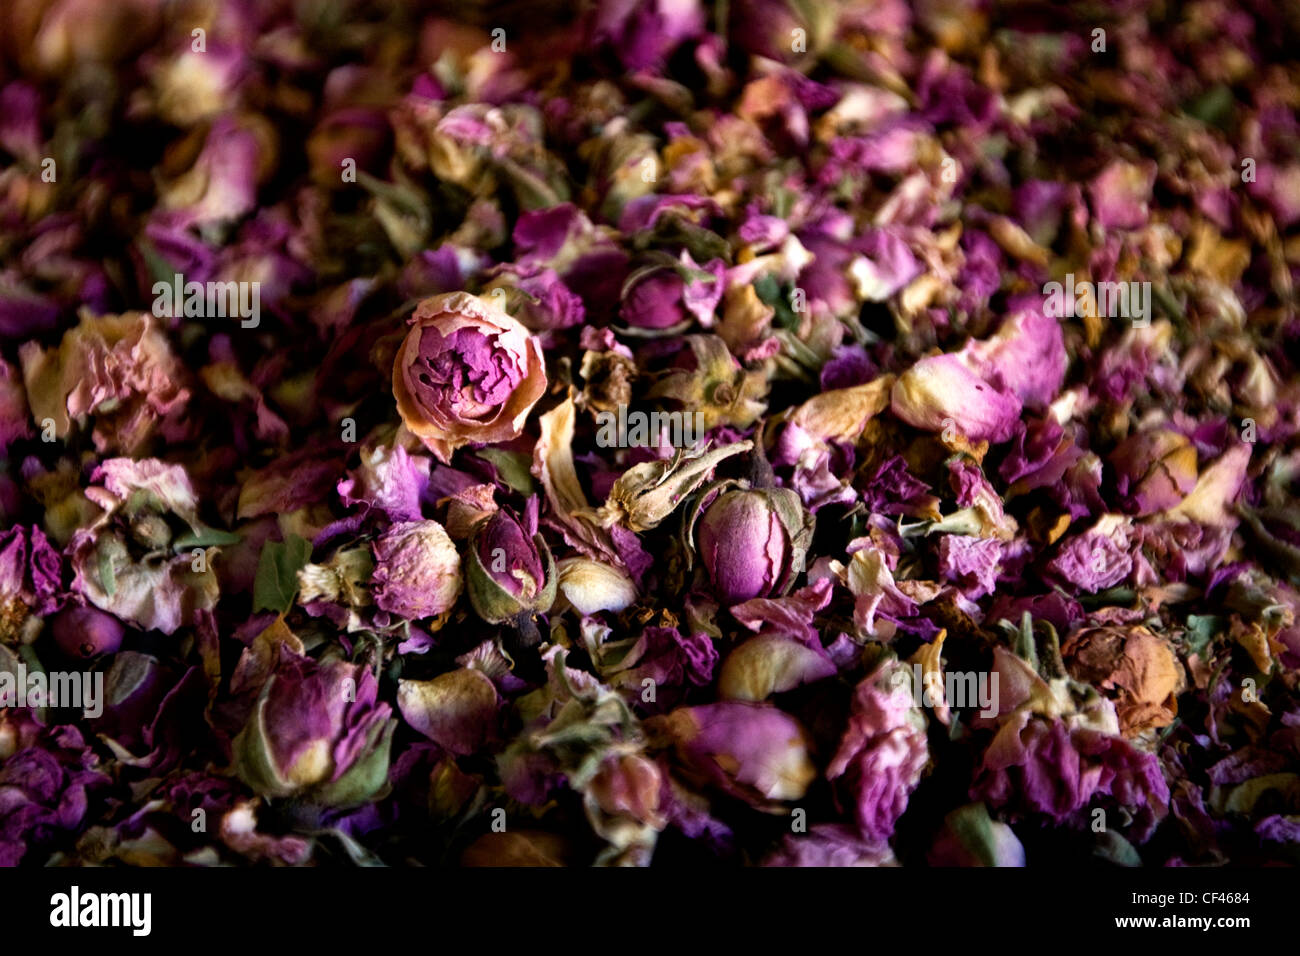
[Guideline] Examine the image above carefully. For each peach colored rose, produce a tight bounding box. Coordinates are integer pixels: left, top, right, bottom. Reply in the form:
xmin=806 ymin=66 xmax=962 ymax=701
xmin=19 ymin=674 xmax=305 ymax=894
xmin=393 ymin=292 xmax=546 ymax=463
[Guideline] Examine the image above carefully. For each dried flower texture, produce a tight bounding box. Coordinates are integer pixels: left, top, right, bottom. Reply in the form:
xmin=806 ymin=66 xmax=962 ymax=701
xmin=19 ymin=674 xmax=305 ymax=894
xmin=0 ymin=0 xmax=1297 ymax=872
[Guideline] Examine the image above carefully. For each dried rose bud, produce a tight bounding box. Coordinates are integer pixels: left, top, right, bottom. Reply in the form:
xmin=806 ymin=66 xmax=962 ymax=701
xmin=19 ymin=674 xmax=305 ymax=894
xmin=297 ymin=547 xmax=375 ymax=610
xmin=648 ymin=335 xmax=769 ymax=431
xmin=691 ymin=485 xmax=813 ymax=606
xmin=233 ymin=652 xmax=396 ymax=807
xmin=371 ymin=520 xmax=462 ymax=622
xmin=622 ymin=269 xmax=687 ymax=329
xmin=585 ymin=129 xmax=661 ymax=223
xmin=393 ymin=293 xmax=547 ymax=464
xmin=420 ymin=105 xmax=496 ymax=193
xmin=1109 ymin=428 xmax=1199 ymax=515
xmin=601 ymin=440 xmax=753 ymax=533
xmin=50 ymin=606 xmax=124 ymax=660
xmin=578 ymin=346 xmax=637 ymax=415
xmin=0 ymin=718 xmax=108 ymax=865
xmin=621 ymin=254 xmax=726 ymax=332
xmin=465 ymin=499 xmax=556 ymax=624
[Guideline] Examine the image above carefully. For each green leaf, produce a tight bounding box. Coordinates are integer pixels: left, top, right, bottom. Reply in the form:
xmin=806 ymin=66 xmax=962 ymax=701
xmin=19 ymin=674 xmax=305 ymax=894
xmin=1183 ymin=614 xmax=1222 ymax=658
xmin=943 ymin=803 xmax=1001 ymax=866
xmin=1092 ymin=829 xmax=1143 ymax=867
xmin=135 ymin=237 xmax=178 ymax=288
xmin=174 ymin=526 xmax=243 ymax=551
xmin=477 ymin=448 xmax=535 ymax=495
xmin=98 ymin=548 xmax=117 ymax=598
xmin=124 ymin=489 xmax=155 ymax=518
xmin=651 ymin=218 xmax=729 ymax=263
xmin=753 ymin=276 xmax=799 ymax=329
xmin=1184 ymin=84 xmax=1234 ymax=130
xmin=753 ymin=274 xmax=781 ymax=305
xmin=772 ymin=296 xmax=799 ymax=331
xmin=1012 ymin=611 xmax=1038 ymax=671
xmin=253 ymin=534 xmax=313 ymax=615
xmin=771 ymin=187 xmax=794 ymax=221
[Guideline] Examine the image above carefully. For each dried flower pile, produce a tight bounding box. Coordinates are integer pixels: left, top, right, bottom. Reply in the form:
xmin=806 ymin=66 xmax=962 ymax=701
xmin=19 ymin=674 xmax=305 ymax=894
xmin=1 ymin=0 xmax=1299 ymax=867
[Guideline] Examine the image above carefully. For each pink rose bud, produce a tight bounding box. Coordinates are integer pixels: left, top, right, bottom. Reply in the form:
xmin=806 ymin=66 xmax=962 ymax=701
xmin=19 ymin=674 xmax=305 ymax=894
xmin=393 ymin=292 xmax=547 ymax=464
xmin=51 ymin=606 xmax=125 ymax=660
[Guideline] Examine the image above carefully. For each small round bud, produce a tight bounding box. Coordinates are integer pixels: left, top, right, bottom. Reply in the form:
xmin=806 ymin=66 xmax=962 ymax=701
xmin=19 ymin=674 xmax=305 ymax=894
xmin=51 ymin=606 xmax=125 ymax=659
